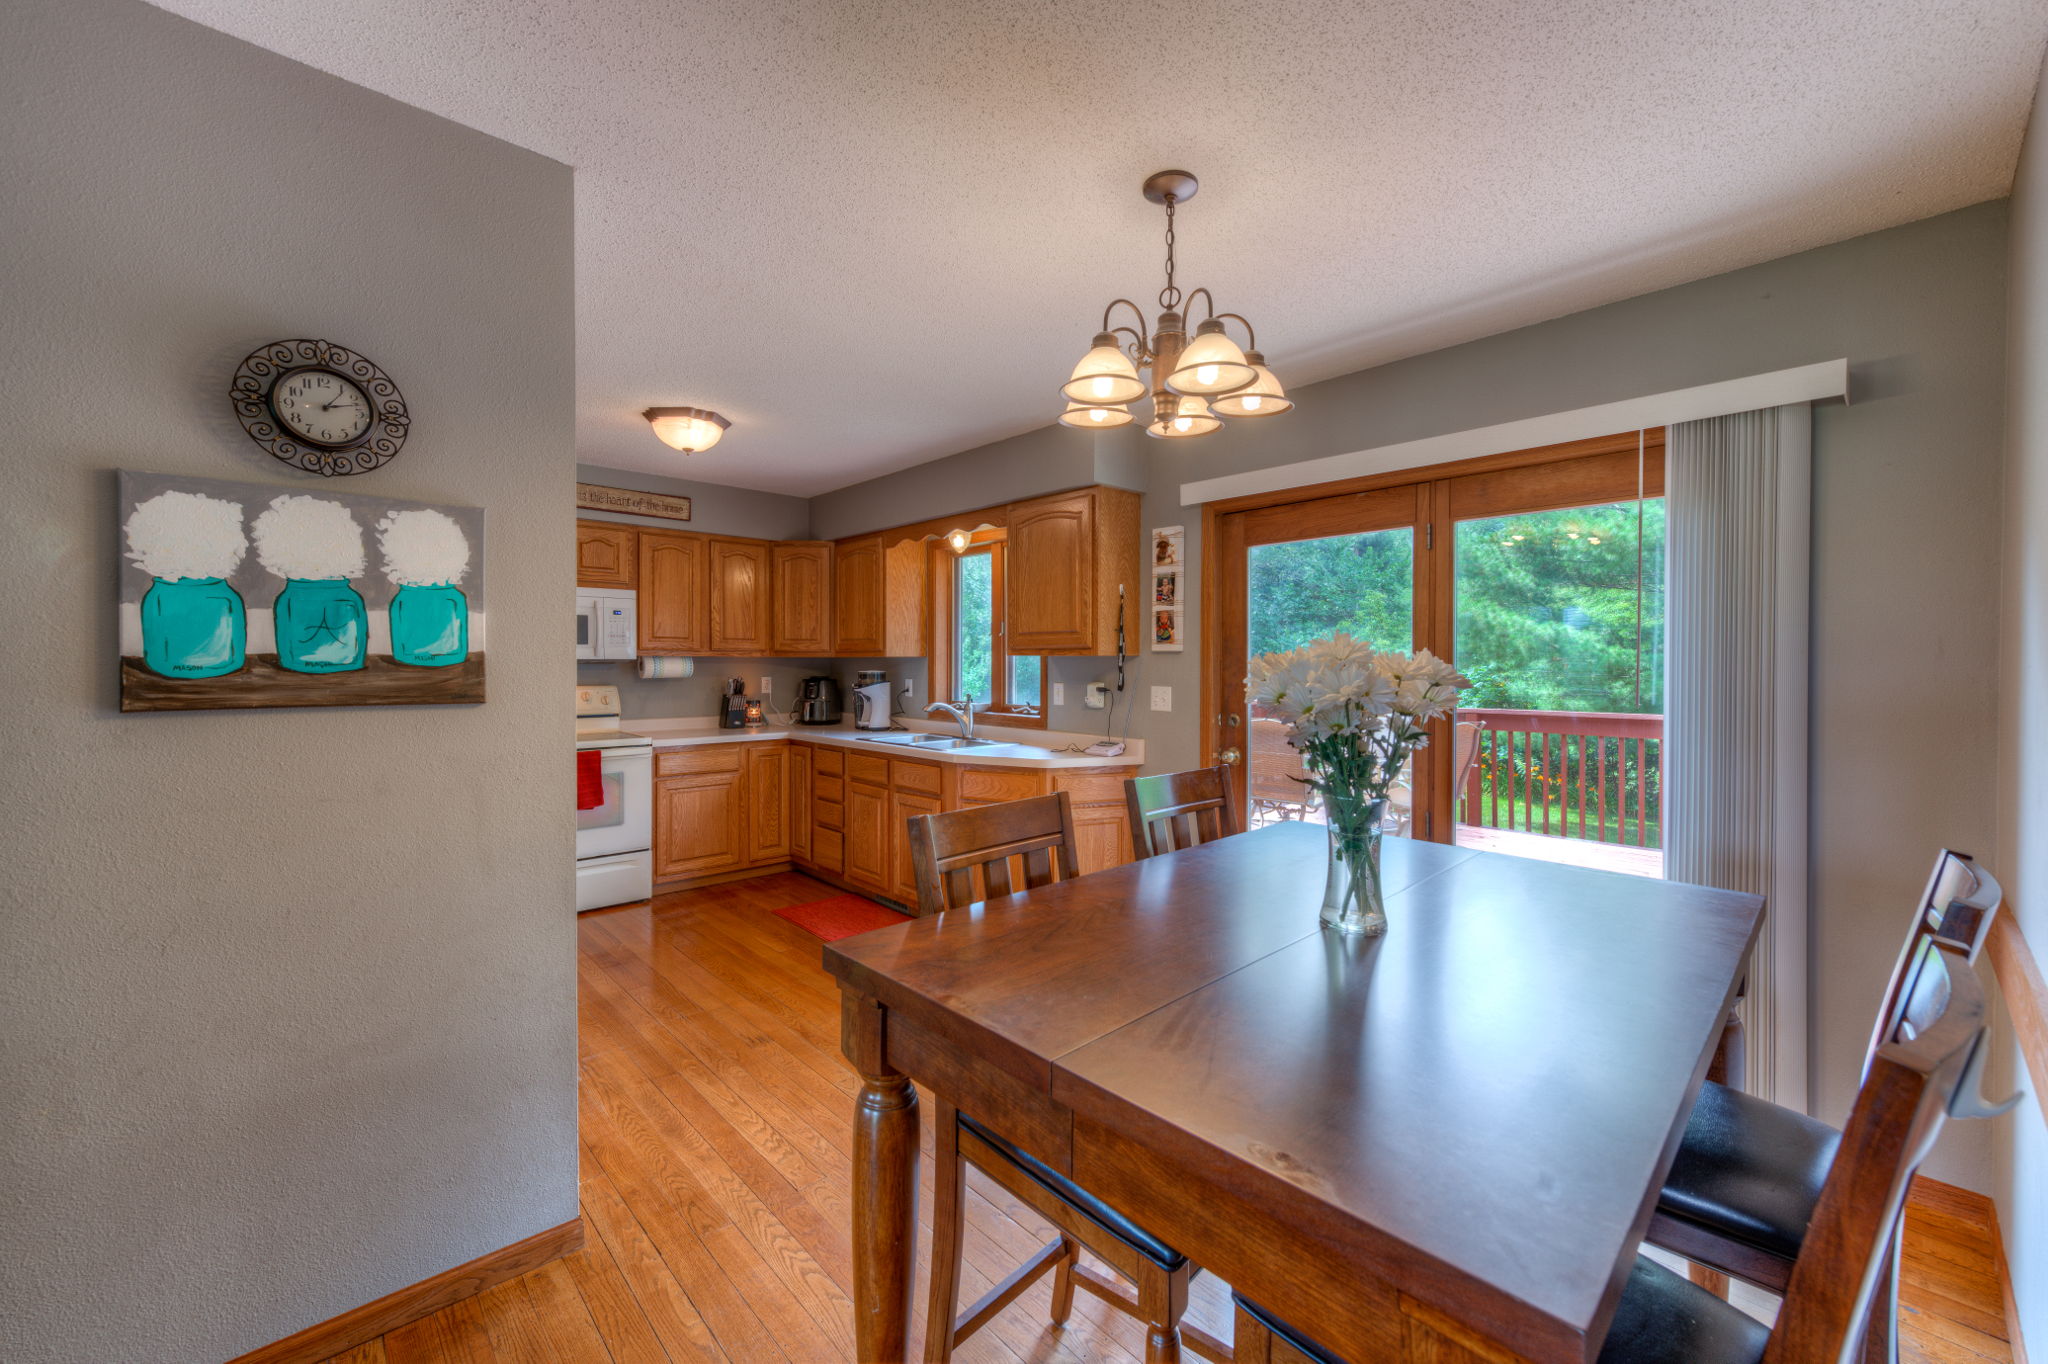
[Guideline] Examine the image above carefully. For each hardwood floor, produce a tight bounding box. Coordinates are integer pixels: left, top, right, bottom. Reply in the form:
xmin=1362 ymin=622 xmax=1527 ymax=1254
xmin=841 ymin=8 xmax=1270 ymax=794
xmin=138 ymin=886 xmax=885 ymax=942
xmin=319 ymin=871 xmax=2013 ymax=1364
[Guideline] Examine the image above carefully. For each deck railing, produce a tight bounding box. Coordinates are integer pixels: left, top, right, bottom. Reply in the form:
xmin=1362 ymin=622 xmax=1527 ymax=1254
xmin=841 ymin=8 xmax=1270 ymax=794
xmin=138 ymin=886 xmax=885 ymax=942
xmin=1459 ymin=707 xmax=1663 ymax=848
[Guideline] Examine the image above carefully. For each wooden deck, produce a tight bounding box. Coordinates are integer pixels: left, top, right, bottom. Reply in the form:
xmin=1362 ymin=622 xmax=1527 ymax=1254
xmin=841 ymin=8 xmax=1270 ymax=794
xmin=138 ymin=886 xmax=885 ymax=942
xmin=1455 ymin=822 xmax=1665 ymax=878
xmin=312 ymin=871 xmax=2013 ymax=1364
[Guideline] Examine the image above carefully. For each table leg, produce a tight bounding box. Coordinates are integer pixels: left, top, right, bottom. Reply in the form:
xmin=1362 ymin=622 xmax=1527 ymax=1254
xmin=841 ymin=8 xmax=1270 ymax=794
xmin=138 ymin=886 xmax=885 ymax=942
xmin=847 ymin=994 xmax=920 ymax=1363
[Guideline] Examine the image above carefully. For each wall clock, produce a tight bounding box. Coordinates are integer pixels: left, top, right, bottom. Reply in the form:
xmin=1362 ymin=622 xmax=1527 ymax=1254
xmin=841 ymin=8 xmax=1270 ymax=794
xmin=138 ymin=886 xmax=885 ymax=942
xmin=229 ymin=338 xmax=410 ymax=477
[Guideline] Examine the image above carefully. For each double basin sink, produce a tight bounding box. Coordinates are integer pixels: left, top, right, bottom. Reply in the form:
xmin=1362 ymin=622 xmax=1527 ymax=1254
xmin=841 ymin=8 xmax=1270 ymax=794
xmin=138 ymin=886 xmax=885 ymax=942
xmin=853 ymin=731 xmax=1004 ymax=751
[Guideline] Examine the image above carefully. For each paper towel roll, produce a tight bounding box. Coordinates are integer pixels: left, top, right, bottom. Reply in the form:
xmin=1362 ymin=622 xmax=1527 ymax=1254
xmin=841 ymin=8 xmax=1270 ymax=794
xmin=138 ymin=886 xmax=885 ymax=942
xmin=638 ymin=655 xmax=695 ymax=679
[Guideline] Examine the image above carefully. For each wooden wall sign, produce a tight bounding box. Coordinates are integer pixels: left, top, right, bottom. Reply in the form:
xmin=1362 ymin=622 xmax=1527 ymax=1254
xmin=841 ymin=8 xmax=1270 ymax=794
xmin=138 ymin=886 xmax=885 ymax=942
xmin=576 ymin=483 xmax=691 ymax=522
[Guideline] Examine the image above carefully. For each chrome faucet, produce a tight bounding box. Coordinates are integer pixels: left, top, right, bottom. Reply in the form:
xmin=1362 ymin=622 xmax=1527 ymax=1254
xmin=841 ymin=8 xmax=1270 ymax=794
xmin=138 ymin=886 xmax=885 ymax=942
xmin=926 ymin=694 xmax=975 ymax=740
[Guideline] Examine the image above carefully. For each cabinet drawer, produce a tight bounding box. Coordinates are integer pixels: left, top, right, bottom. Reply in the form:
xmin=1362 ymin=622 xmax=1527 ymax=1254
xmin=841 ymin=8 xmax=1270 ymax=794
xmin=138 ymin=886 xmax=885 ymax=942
xmin=812 ymin=826 xmax=844 ymax=875
xmin=656 ymin=746 xmax=744 ymax=777
xmin=958 ymin=767 xmax=1047 ymax=804
xmin=814 ymin=773 xmax=844 ymax=804
xmin=1054 ymin=771 xmax=1127 ymax=806
xmin=891 ymin=760 xmax=942 ymax=796
xmin=814 ymin=797 xmax=844 ymax=832
xmin=814 ymin=746 xmax=844 ymax=776
xmin=848 ymin=753 xmax=891 ymax=787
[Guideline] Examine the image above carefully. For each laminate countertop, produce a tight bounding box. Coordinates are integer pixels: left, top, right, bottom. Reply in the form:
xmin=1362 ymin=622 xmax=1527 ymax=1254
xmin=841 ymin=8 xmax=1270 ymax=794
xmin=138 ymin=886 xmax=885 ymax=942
xmin=624 ymin=718 xmax=1143 ymax=770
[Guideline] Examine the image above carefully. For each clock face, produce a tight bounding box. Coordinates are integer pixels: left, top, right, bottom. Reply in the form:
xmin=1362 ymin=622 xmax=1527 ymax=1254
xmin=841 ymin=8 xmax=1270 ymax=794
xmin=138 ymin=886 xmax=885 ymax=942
xmin=271 ymin=368 xmax=374 ymax=448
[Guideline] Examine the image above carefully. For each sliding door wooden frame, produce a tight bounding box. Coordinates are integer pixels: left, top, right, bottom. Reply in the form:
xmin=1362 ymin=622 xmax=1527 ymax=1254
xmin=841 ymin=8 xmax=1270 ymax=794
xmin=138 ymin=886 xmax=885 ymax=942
xmin=1201 ymin=427 xmax=1666 ymax=843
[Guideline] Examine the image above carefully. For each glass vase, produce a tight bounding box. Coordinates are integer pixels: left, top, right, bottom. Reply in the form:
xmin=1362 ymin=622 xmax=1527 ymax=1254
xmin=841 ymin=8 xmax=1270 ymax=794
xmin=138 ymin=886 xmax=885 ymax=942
xmin=389 ymin=583 xmax=468 ymax=667
xmin=1320 ymin=794 xmax=1389 ymax=936
xmin=140 ymin=576 xmax=246 ymax=679
xmin=275 ymin=578 xmax=366 ymax=674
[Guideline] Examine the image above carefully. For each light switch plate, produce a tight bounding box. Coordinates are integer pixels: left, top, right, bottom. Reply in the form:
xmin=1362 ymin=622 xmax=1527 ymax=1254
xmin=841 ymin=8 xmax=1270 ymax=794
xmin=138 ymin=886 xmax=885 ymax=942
xmin=1052 ymin=682 xmax=1066 ymax=706
xmin=760 ymin=676 xmax=773 ymax=695
xmin=1150 ymin=686 xmax=1172 ymax=711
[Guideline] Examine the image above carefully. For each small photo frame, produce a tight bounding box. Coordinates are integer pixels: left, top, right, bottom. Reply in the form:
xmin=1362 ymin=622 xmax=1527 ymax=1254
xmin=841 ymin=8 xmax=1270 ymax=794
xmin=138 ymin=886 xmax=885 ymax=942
xmin=1149 ymin=525 xmax=1187 ymax=652
xmin=1153 ymin=573 xmax=1178 ymax=606
xmin=1153 ymin=528 xmax=1182 ymax=568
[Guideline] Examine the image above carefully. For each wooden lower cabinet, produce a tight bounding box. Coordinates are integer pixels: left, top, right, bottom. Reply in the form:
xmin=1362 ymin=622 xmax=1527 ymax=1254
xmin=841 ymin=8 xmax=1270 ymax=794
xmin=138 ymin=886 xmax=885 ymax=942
xmin=889 ymin=788 xmax=943 ymax=905
xmin=789 ymin=743 xmax=812 ymax=862
xmin=654 ymin=756 xmax=746 ymax=883
xmin=842 ymin=780 xmax=889 ymax=893
xmin=745 ymin=744 xmax=790 ymax=863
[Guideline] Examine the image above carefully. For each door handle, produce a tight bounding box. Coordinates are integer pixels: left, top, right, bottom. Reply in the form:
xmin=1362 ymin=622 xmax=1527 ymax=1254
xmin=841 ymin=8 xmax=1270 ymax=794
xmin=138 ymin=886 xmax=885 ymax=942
xmin=1218 ymin=747 xmax=1242 ymax=765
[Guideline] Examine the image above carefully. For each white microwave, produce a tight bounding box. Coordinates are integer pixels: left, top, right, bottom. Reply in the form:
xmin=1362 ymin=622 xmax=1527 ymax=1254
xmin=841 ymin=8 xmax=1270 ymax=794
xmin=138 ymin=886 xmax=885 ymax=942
xmin=576 ymin=588 xmax=637 ymax=660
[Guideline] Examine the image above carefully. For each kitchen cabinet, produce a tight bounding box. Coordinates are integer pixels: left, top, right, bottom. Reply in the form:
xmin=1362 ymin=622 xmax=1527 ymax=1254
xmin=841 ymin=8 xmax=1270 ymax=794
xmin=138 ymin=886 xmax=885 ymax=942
xmin=638 ymin=530 xmax=709 ymax=654
xmin=1006 ymin=486 xmax=1142 ymax=655
xmin=577 ymin=520 xmax=637 ymax=588
xmin=709 ymin=537 xmax=771 ymax=655
xmin=745 ymin=744 xmax=790 ymax=863
xmin=890 ymin=787 xmax=942 ymax=905
xmin=832 ymin=534 xmax=926 ymax=657
xmin=842 ymin=778 xmax=889 ymax=894
xmin=771 ymin=542 xmax=833 ymax=655
xmin=653 ymin=748 xmax=745 ymax=881
xmin=789 ymin=743 xmax=813 ymax=863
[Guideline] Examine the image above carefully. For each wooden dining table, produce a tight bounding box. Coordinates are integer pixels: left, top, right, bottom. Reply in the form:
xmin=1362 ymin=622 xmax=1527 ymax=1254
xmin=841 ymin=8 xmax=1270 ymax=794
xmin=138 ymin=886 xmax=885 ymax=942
xmin=824 ymin=821 xmax=1763 ymax=1363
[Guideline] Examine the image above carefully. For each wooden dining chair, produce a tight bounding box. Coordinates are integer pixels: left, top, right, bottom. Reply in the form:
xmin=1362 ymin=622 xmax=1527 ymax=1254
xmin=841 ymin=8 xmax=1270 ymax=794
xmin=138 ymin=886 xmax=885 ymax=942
xmin=1647 ymin=848 xmax=2003 ymax=1354
xmin=1234 ymin=933 xmax=2004 ymax=1364
xmin=907 ymin=794 xmax=1222 ymax=1364
xmin=1125 ymin=765 xmax=1239 ymax=859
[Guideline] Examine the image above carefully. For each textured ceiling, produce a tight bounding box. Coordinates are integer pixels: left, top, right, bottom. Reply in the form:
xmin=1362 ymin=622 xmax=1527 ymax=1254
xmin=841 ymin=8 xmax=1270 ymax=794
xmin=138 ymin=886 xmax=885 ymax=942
xmin=153 ymin=1 xmax=2046 ymax=495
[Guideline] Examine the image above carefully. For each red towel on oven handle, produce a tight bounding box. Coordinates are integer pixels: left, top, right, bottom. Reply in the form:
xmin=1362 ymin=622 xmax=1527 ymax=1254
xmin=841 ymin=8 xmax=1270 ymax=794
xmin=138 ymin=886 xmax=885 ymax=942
xmin=577 ymin=748 xmax=606 ymax=810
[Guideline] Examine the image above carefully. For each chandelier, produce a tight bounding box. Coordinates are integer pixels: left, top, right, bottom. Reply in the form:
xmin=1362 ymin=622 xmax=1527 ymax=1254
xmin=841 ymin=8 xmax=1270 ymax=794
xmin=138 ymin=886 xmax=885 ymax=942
xmin=1060 ymin=170 xmax=1293 ymax=439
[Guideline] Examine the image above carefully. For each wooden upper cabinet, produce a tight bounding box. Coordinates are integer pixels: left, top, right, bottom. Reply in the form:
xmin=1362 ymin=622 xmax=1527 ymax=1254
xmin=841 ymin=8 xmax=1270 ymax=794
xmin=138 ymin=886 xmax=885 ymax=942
xmin=576 ymin=520 xmax=637 ymax=588
xmin=1007 ymin=486 xmax=1142 ymax=655
xmin=771 ymin=542 xmax=833 ymax=655
xmin=709 ymin=537 xmax=772 ymax=655
xmin=833 ymin=534 xmax=926 ymax=658
xmin=637 ymin=530 xmax=708 ymax=654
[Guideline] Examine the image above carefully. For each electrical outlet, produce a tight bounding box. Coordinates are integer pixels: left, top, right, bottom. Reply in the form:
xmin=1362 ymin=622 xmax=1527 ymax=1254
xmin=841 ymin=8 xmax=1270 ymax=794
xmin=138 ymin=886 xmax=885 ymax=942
xmin=899 ymin=679 xmax=914 ymax=699
xmin=1150 ymin=685 xmax=1173 ymax=711
xmin=1084 ymin=682 xmax=1110 ymax=710
xmin=1052 ymin=682 xmax=1065 ymax=706
xmin=760 ymin=676 xmax=773 ymax=695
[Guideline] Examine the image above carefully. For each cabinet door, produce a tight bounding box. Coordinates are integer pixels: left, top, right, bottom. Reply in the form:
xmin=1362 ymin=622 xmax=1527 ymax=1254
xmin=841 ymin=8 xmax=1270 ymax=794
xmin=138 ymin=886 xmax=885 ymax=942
xmin=833 ymin=535 xmax=883 ymax=655
xmin=654 ymin=770 xmax=744 ymax=880
xmin=771 ymin=543 xmax=833 ymax=655
xmin=890 ymin=790 xmax=943 ymax=908
xmin=638 ymin=531 xmax=708 ymax=654
xmin=577 ymin=521 xmax=636 ymax=588
xmin=843 ymin=781 xmax=889 ymax=893
xmin=745 ymin=744 xmax=791 ymax=864
xmin=710 ymin=538 xmax=772 ymax=655
xmin=1007 ymin=490 xmax=1097 ymax=653
xmin=1072 ymin=803 xmax=1133 ymax=876
xmin=789 ymin=744 xmax=813 ymax=862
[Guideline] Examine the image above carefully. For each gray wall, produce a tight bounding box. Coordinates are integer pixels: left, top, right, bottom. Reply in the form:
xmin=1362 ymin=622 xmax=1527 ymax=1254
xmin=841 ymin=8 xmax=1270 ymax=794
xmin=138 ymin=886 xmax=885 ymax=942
xmin=0 ymin=4 xmax=576 ymax=1361
xmin=1997 ymin=51 xmax=2048 ymax=1352
xmin=576 ymin=460 xmax=811 ymax=539
xmin=815 ymin=202 xmax=2012 ymax=1189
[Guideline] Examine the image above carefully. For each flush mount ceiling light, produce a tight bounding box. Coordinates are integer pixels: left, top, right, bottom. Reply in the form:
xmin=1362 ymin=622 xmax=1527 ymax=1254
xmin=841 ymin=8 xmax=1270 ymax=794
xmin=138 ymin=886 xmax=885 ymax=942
xmin=642 ymin=406 xmax=730 ymax=454
xmin=1060 ymin=170 xmax=1293 ymax=440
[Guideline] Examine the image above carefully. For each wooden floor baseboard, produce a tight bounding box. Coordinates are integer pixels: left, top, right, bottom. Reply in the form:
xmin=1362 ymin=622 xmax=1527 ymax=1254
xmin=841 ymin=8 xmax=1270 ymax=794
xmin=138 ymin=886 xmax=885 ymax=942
xmin=225 ymin=1218 xmax=583 ymax=1364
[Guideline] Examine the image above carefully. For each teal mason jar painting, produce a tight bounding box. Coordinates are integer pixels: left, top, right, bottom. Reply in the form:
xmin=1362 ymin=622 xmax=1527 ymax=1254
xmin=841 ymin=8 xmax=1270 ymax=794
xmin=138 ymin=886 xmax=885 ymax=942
xmin=274 ymin=578 xmax=368 ymax=673
xmin=140 ymin=576 xmax=247 ymax=678
xmin=389 ymin=583 xmax=469 ymax=666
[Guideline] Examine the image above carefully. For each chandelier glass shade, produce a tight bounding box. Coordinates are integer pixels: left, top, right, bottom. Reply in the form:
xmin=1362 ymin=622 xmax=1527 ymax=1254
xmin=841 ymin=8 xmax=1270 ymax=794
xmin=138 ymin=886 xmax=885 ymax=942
xmin=643 ymin=406 xmax=730 ymax=453
xmin=1058 ymin=170 xmax=1290 ymax=440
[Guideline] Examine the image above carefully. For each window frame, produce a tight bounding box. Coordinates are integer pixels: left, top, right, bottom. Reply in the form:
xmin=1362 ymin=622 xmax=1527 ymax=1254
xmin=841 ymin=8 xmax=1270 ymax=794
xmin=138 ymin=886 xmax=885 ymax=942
xmin=929 ymin=530 xmax=1048 ymax=730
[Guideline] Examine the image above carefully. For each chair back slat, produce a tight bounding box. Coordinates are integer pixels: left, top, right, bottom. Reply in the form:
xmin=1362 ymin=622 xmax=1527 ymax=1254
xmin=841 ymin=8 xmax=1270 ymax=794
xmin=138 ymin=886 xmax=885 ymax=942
xmin=1864 ymin=850 xmax=2003 ymax=1071
xmin=1125 ymin=766 xmax=1240 ymax=860
xmin=1765 ymin=939 xmax=1989 ymax=1363
xmin=908 ymin=792 xmax=1083 ymax=916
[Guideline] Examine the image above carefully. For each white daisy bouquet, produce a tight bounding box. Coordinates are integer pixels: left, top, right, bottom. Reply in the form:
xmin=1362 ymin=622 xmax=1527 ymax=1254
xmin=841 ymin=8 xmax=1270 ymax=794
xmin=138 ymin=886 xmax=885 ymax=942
xmin=1246 ymin=634 xmax=1467 ymax=933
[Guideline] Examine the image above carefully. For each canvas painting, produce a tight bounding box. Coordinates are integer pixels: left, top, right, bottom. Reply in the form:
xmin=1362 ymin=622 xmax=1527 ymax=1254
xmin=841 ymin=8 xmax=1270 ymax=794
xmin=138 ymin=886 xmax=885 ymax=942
xmin=118 ymin=471 xmax=485 ymax=711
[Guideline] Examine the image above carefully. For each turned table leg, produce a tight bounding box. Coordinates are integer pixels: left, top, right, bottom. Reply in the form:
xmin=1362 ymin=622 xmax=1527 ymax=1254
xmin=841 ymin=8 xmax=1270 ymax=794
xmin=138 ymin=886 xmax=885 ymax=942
xmin=846 ymin=992 xmax=920 ymax=1363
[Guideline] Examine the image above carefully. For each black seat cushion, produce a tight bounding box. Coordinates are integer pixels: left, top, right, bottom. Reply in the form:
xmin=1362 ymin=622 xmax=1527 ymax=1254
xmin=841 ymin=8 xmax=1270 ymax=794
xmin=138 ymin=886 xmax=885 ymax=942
xmin=959 ymin=1113 xmax=1187 ymax=1270
xmin=1597 ymin=1256 xmax=1769 ymax=1364
xmin=1657 ymin=1080 xmax=1840 ymax=1264
xmin=1233 ymin=1294 xmax=1349 ymax=1363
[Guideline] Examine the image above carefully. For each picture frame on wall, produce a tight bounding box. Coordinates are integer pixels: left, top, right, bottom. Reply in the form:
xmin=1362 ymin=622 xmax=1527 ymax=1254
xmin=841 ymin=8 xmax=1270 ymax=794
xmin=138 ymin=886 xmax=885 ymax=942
xmin=1150 ymin=525 xmax=1185 ymax=652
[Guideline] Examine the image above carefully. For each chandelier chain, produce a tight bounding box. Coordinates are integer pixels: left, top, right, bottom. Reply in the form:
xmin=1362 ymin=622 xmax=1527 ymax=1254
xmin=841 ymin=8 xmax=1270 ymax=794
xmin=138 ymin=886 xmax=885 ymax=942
xmin=1159 ymin=195 xmax=1182 ymax=311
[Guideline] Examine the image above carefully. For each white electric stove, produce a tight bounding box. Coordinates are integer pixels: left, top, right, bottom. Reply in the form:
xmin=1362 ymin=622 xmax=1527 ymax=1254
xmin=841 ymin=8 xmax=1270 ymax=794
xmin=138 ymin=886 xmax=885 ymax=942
xmin=575 ymin=685 xmax=653 ymax=912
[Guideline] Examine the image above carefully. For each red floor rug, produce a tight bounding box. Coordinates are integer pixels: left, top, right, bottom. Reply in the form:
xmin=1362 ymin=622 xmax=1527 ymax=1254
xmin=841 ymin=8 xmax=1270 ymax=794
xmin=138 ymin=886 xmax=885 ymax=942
xmin=773 ymin=893 xmax=911 ymax=942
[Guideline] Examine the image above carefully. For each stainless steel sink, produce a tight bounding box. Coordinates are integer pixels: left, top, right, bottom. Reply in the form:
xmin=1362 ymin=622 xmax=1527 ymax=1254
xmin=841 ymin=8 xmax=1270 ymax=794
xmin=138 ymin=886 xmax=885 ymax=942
xmin=851 ymin=733 xmax=1005 ymax=750
xmin=851 ymin=732 xmax=928 ymax=745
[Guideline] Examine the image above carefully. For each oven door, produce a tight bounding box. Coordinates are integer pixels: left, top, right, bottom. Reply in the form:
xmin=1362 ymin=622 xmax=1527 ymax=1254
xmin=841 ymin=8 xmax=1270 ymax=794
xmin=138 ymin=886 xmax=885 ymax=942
xmin=577 ymin=747 xmax=651 ymax=859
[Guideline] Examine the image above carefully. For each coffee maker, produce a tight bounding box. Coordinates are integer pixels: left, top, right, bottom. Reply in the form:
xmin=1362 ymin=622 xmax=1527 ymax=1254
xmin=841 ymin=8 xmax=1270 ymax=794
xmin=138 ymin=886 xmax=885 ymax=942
xmin=797 ymin=675 xmax=842 ymax=725
xmin=853 ymin=669 xmax=891 ymax=730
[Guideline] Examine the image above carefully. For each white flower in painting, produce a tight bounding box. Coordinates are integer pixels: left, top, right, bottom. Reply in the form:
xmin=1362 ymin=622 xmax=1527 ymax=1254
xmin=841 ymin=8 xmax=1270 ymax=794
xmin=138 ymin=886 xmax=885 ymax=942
xmin=251 ymin=496 xmax=366 ymax=580
xmin=377 ymin=508 xmax=470 ymax=586
xmin=124 ymin=490 xmax=247 ymax=580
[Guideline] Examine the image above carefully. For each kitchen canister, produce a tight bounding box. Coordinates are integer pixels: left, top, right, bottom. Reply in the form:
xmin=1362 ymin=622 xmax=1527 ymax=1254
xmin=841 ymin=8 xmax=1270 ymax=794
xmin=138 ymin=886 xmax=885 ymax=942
xmin=378 ymin=508 xmax=471 ymax=667
xmin=254 ymin=495 xmax=368 ymax=674
xmin=124 ymin=489 xmax=249 ymax=679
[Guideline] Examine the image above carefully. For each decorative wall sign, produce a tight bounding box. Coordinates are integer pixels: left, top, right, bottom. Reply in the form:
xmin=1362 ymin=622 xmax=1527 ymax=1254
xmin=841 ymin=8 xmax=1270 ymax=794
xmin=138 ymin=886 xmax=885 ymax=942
xmin=229 ymin=339 xmax=410 ymax=477
xmin=118 ymin=471 xmax=484 ymax=711
xmin=1150 ymin=525 xmax=1185 ymax=652
xmin=576 ymin=483 xmax=692 ymax=522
